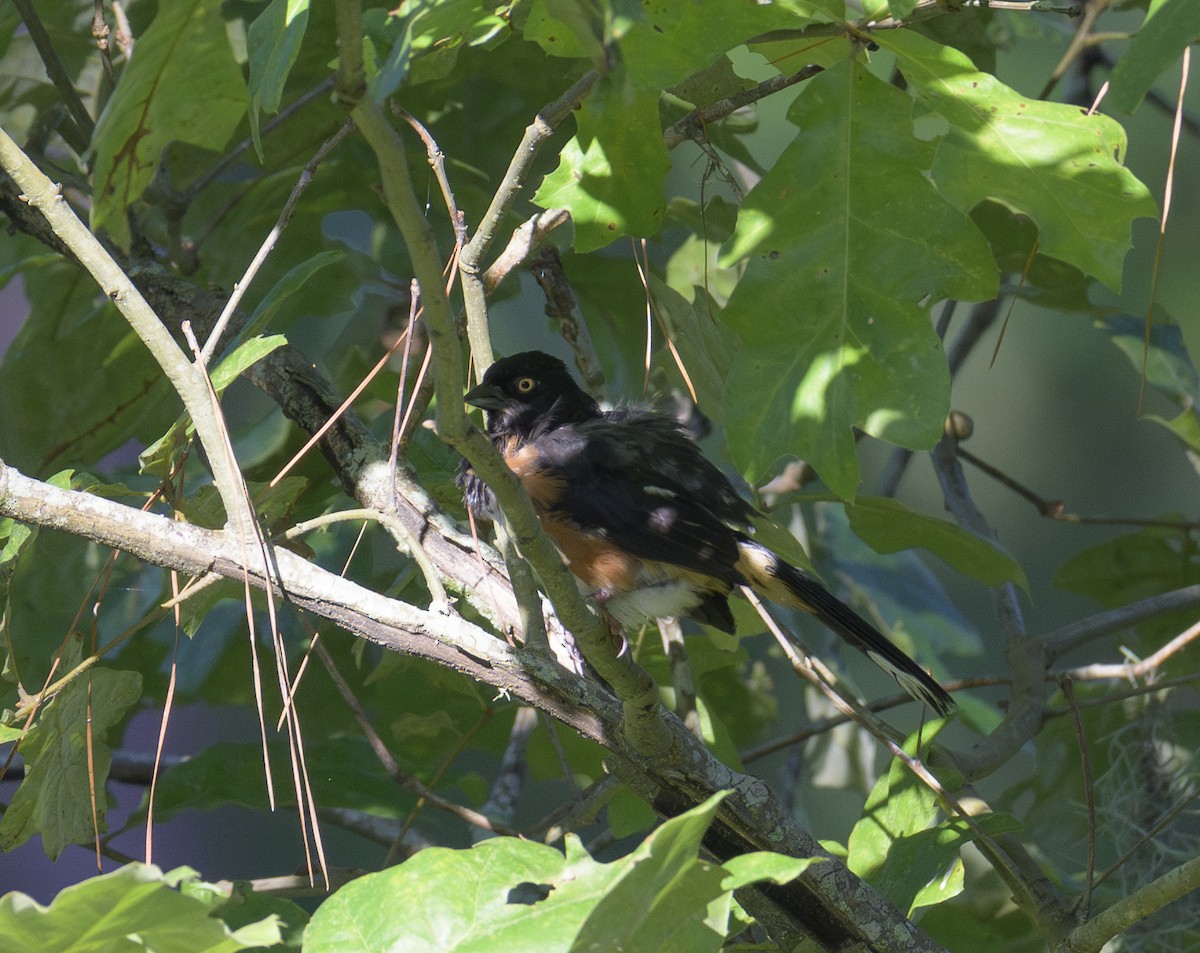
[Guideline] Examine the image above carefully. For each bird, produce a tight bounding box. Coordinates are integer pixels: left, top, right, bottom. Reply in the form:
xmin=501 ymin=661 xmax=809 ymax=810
xmin=459 ymin=350 xmax=953 ymax=715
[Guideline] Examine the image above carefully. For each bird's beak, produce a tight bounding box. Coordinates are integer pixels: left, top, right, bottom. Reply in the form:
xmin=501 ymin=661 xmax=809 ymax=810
xmin=464 ymin=382 xmax=506 ymax=411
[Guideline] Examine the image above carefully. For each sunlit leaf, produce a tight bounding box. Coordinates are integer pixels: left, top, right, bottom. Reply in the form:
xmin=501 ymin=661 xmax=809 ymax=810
xmin=304 ymin=793 xmax=815 ymax=953
xmin=879 ymin=29 xmax=1157 ymax=291
xmin=721 ymin=59 xmax=996 ymax=495
xmin=0 ymin=864 xmax=281 ymax=953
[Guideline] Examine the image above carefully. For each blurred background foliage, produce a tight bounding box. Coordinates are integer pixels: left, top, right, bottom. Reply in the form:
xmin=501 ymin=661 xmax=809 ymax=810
xmin=0 ymin=0 xmax=1199 ymax=950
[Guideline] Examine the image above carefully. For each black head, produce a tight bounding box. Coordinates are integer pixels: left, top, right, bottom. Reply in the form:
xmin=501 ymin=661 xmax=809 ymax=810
xmin=464 ymin=350 xmax=600 ymax=438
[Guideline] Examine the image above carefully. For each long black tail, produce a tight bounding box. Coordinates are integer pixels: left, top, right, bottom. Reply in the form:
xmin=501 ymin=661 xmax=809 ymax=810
xmin=736 ymin=540 xmax=954 ymax=715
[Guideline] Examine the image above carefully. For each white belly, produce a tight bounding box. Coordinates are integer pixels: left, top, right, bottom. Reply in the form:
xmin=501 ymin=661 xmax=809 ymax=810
xmin=596 ymin=579 xmax=707 ymax=629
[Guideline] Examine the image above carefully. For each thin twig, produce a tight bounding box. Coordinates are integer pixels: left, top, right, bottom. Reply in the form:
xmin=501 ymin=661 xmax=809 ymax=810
xmin=493 ymin=522 xmax=549 ymax=650
xmin=1058 ymin=853 xmax=1200 ymax=953
xmin=269 ymin=316 xmax=413 ymax=488
xmin=91 ymin=0 xmax=116 ymax=86
xmin=633 ymin=238 xmax=698 ymax=403
xmin=531 ymin=246 xmax=607 ymax=399
xmin=183 ymin=79 xmax=335 ymax=205
xmin=663 ymin=65 xmax=825 ymax=150
xmin=199 ymin=120 xmax=354 ymax=366
xmin=145 ymin=570 xmax=182 ymax=865
xmin=742 ymin=677 xmax=1009 ymax=763
xmin=392 ymin=105 xmax=467 ymax=253
xmin=1139 ymin=45 xmax=1190 ymax=415
xmin=459 ymin=69 xmax=602 ymax=371
xmin=11 ymin=0 xmax=94 ymax=153
xmin=214 ymin=868 xmax=362 ymax=899
xmin=742 ymin=588 xmax=1070 ymax=935
xmin=959 ymin=446 xmax=1200 ymax=531
xmin=387 ymin=709 xmax=501 ymax=865
xmin=1040 ymin=0 xmax=1111 ymax=100
xmin=1087 ymin=48 xmax=1200 ymax=140
xmin=1043 ymin=585 xmax=1200 ymax=659
xmin=110 ymin=1 xmax=134 ymax=59
xmin=1062 ymin=619 xmax=1200 ymax=682
xmin=282 ymin=507 xmax=448 ymax=611
xmin=931 ymin=434 xmax=1043 ymax=784
xmin=312 ymin=638 xmax=514 ymax=838
xmin=526 ymin=773 xmax=620 ymax=842
xmin=388 ymin=282 xmax=420 ymax=488
xmin=483 ymin=209 xmax=570 ymax=293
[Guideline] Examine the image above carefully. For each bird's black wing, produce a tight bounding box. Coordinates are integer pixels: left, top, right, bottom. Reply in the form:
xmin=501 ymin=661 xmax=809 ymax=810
xmin=532 ymin=410 xmax=756 ymax=585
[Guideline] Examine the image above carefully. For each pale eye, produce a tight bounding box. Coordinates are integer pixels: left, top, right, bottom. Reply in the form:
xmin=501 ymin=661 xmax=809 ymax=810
xmin=515 ymin=376 xmax=536 ymax=394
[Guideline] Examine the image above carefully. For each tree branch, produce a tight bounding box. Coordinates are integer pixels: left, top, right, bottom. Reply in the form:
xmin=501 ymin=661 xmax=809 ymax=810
xmin=1057 ymin=853 xmax=1200 ymax=953
xmin=0 ymin=127 xmax=254 ymax=537
xmin=931 ymin=434 xmax=1047 ymax=782
xmin=336 ymin=27 xmax=672 ymax=756
xmin=0 ymin=455 xmax=944 ymax=952
xmin=1043 ymin=584 xmax=1200 ymax=660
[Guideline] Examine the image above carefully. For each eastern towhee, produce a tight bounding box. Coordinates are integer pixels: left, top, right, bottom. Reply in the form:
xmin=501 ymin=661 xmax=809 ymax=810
xmin=460 ymin=350 xmax=953 ymax=715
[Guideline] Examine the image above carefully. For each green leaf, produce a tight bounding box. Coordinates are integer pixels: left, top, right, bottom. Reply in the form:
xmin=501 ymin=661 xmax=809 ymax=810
xmin=215 ymin=888 xmax=308 ymax=951
xmin=0 ymin=262 xmax=177 ymax=475
xmin=521 ymin=0 xmax=610 ymax=64
xmin=1055 ymin=524 xmax=1200 ymax=609
xmin=91 ymin=0 xmax=247 ymax=247
xmin=1108 ymin=0 xmax=1200 ymax=114
xmin=667 ymin=54 xmax=757 ymax=109
xmin=212 ymin=335 xmax=288 ymax=393
xmin=371 ymin=0 xmax=509 ymax=97
xmin=968 ymin=200 xmax=1096 ymax=311
xmin=847 ymin=723 xmax=946 ymax=885
xmin=0 ymin=654 xmax=142 ymax=858
xmin=878 ymin=29 xmax=1157 ymax=291
xmin=1099 ymin=314 xmax=1200 ymax=449
xmin=243 ymin=251 xmax=346 ymax=338
xmin=534 ymin=81 xmax=670 ymax=252
xmin=720 ymin=59 xmax=996 ymax=495
xmin=855 ymin=810 xmax=1021 ymax=917
xmin=1102 ymin=311 xmax=1200 ymax=452
xmin=0 ymin=514 xmax=34 ymax=587
xmin=535 ymin=0 xmax=807 ymax=251
xmin=646 ymin=275 xmax=738 ymax=422
xmin=845 ymin=496 xmax=1028 ymax=591
xmin=720 ymin=852 xmax=817 ymax=890
xmin=0 ymin=863 xmax=281 ymax=953
xmin=305 ymin=792 xmax=813 ymax=953
xmin=247 ymin=0 xmax=310 ymax=158
xmin=846 ymin=722 xmax=1019 ymax=915
xmin=139 ymin=329 xmax=290 ymax=479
